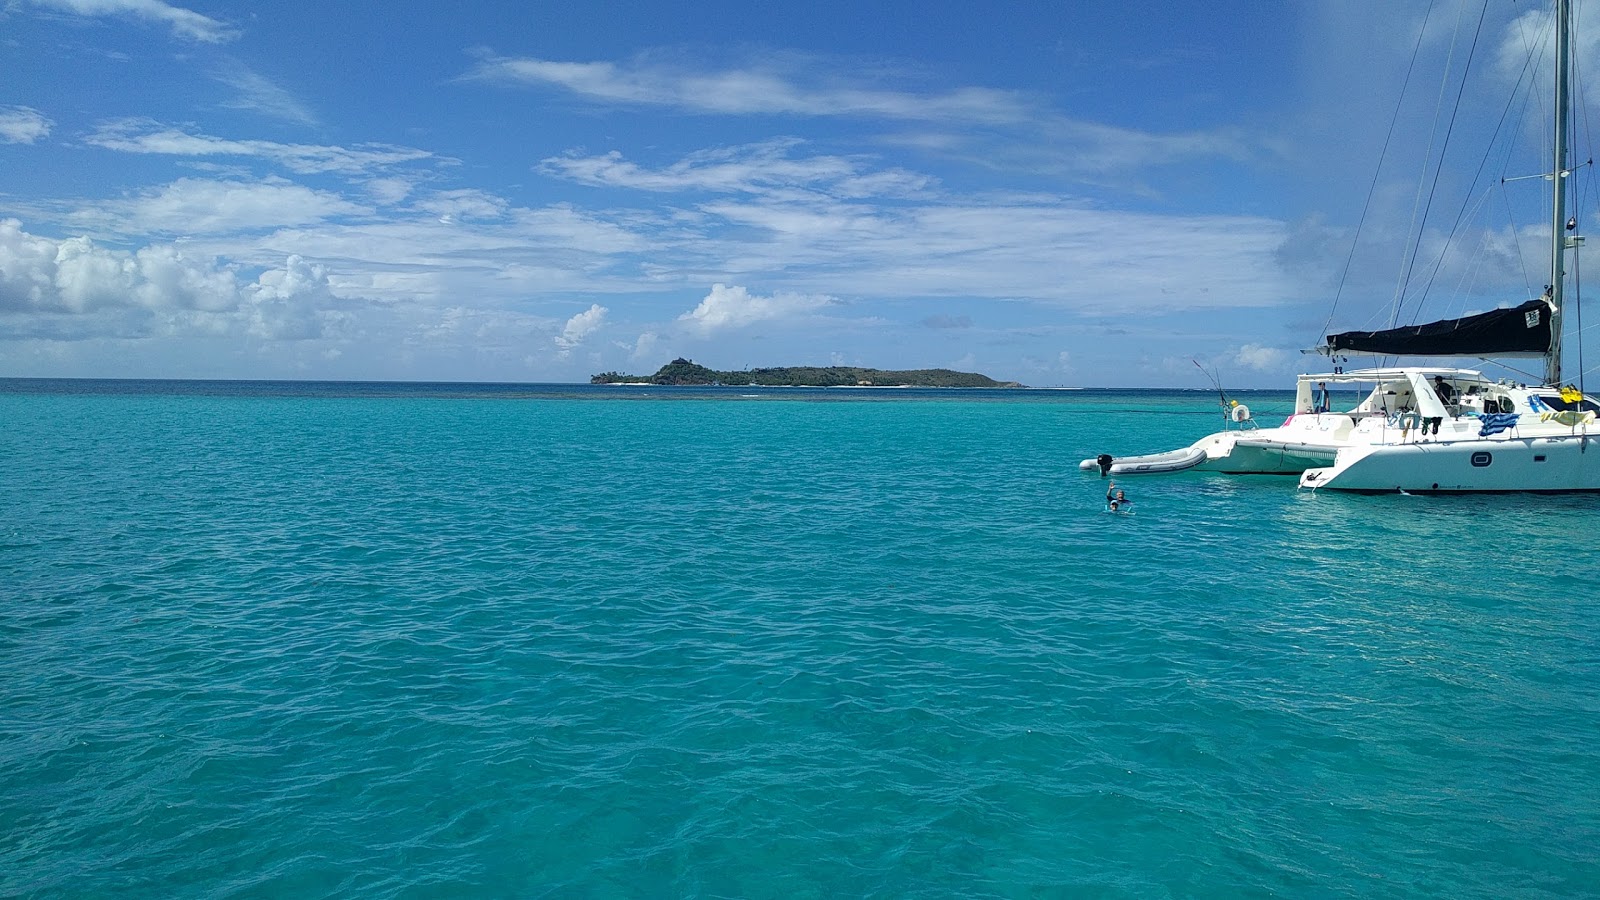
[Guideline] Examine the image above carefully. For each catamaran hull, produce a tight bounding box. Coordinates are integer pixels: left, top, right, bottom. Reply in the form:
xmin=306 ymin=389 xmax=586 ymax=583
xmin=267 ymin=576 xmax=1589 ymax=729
xmin=1300 ymin=433 xmax=1600 ymax=492
xmin=1192 ymin=434 xmax=1340 ymax=474
xmin=1081 ymin=427 xmax=1345 ymax=477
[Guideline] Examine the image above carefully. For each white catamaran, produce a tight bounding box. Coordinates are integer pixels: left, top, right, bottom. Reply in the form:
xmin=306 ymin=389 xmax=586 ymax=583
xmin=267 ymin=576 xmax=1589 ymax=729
xmin=1087 ymin=0 xmax=1600 ymax=493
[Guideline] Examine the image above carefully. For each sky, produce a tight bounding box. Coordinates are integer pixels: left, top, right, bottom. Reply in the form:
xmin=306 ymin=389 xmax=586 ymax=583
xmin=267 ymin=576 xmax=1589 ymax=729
xmin=2 ymin=0 xmax=1597 ymax=387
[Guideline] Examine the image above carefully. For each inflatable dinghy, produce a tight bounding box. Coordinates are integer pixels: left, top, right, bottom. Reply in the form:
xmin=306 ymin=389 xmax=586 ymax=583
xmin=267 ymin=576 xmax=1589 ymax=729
xmin=1079 ymin=446 xmax=1207 ymax=476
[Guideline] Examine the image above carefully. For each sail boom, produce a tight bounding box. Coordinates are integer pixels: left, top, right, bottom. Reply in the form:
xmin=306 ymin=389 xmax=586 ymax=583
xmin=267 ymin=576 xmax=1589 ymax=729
xmin=1322 ymin=298 xmax=1553 ymax=358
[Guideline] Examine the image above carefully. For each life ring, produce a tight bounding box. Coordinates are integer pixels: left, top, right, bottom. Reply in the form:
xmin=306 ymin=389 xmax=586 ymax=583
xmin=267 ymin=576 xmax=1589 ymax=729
xmin=1231 ymin=403 xmax=1251 ymax=423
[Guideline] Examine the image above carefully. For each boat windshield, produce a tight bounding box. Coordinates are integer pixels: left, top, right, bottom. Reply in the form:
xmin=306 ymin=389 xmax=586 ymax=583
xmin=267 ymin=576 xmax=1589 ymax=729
xmin=1535 ymin=393 xmax=1600 ymax=414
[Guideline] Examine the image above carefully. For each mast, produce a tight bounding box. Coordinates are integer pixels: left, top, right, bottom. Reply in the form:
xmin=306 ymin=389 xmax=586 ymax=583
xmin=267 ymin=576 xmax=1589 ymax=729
xmin=1548 ymin=0 xmax=1572 ymax=386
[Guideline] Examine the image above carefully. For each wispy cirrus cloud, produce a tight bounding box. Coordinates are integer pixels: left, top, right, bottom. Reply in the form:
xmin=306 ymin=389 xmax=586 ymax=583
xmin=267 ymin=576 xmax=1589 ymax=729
xmin=540 ymin=139 xmax=932 ymax=199
xmin=483 ymin=51 xmax=1252 ymax=181
xmin=211 ymin=62 xmax=317 ymax=127
xmin=83 ymin=119 xmax=437 ymax=175
xmin=24 ymin=0 xmax=237 ymax=43
xmin=463 ymin=50 xmax=1031 ymax=125
xmin=0 ymin=107 xmax=53 ymax=144
xmin=72 ymin=177 xmax=369 ymax=237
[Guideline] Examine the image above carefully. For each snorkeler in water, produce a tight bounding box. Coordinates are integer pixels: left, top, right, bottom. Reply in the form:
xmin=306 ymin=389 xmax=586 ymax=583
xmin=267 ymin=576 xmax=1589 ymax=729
xmin=1106 ymin=482 xmax=1130 ymax=512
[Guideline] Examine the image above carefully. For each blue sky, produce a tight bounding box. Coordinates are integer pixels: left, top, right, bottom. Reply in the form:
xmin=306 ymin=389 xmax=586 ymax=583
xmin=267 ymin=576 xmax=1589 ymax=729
xmin=1 ymin=0 xmax=1594 ymax=386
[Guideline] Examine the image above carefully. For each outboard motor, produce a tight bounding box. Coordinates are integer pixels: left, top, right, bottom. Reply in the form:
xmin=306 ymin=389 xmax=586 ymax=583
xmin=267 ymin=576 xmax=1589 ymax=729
xmin=1096 ymin=454 xmax=1114 ymax=477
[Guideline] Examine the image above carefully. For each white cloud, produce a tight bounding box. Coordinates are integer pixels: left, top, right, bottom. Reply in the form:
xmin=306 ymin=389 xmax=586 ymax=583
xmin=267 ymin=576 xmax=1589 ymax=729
xmin=0 ymin=219 xmax=343 ymax=341
xmin=555 ymin=303 xmax=607 ymax=353
xmin=628 ymin=330 xmax=661 ymax=362
xmin=168 ymin=203 xmax=651 ymax=301
xmin=128 ymin=244 xmax=240 ymax=312
xmin=0 ymin=220 xmax=61 ymax=310
xmin=0 ymin=107 xmax=52 ymax=144
xmin=479 ymin=53 xmax=1249 ymax=182
xmin=465 ymin=52 xmax=1029 ymax=125
xmin=1495 ymin=6 xmax=1600 ymax=91
xmin=414 ymin=189 xmax=509 ymax=222
xmin=680 ymin=198 xmax=1294 ymax=312
xmin=211 ymin=62 xmax=317 ymax=126
xmin=678 ymin=283 xmax=835 ymax=335
xmin=1231 ymin=343 xmax=1289 ymax=371
xmin=25 ymin=0 xmax=237 ymax=43
xmin=78 ymin=177 xmax=368 ymax=236
xmin=84 ymin=120 xmax=435 ymax=175
xmin=50 ymin=236 xmax=135 ymax=312
xmin=246 ymin=255 xmax=337 ymax=340
xmin=539 ymin=141 xmax=931 ymax=199
xmin=0 ymin=223 xmax=240 ymax=315
xmin=364 ymin=177 xmax=417 ymax=207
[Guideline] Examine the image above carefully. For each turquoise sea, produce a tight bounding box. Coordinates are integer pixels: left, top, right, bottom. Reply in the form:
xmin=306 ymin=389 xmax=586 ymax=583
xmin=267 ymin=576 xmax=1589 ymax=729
xmin=3 ymin=379 xmax=1598 ymax=898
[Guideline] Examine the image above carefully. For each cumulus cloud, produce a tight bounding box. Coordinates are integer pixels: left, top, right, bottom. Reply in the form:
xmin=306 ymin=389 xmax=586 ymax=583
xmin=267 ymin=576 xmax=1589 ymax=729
xmin=246 ymin=255 xmax=337 ymax=340
xmin=628 ymin=330 xmax=661 ymax=362
xmin=1231 ymin=343 xmax=1288 ymax=371
xmin=555 ymin=303 xmax=607 ymax=353
xmin=677 ymin=283 xmax=835 ymax=335
xmin=0 ymin=107 xmax=52 ymax=144
xmin=25 ymin=0 xmax=238 ymax=43
xmin=0 ymin=220 xmax=235 ymax=314
xmin=0 ymin=219 xmax=340 ymax=340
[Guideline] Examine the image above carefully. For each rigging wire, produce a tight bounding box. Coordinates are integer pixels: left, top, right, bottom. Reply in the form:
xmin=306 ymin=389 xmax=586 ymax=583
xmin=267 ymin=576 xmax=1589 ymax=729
xmin=1389 ymin=0 xmax=1476 ymax=332
xmin=1408 ymin=1 xmax=1544 ymax=326
xmin=1570 ymin=0 xmax=1591 ymax=394
xmin=1317 ymin=0 xmax=1440 ymax=346
xmin=1320 ymin=0 xmax=1591 ymax=393
xmin=1499 ymin=180 xmax=1537 ymax=295
xmin=1394 ymin=0 xmax=1493 ymax=331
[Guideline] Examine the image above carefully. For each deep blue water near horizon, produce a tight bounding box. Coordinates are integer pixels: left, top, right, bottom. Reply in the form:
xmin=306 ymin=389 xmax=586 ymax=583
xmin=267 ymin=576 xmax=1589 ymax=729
xmin=4 ymin=379 xmax=1598 ymax=898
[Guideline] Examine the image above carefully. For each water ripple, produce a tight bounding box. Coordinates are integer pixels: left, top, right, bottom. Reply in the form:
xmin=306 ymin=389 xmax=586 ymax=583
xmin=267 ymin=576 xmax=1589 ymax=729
xmin=2 ymin=388 xmax=1598 ymax=897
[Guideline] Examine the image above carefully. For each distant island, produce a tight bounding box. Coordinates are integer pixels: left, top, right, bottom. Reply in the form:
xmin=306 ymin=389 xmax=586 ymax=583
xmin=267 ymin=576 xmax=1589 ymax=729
xmin=592 ymin=358 xmax=1022 ymax=388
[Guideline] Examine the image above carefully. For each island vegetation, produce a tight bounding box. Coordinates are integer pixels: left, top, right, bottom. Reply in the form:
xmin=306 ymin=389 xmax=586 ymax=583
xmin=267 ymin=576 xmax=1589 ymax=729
xmin=592 ymin=358 xmax=1021 ymax=388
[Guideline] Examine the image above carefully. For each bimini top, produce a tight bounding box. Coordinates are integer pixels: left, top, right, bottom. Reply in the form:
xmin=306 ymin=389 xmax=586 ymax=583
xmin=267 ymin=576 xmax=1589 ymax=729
xmin=1322 ymin=298 xmax=1552 ymax=358
xmin=1294 ymin=367 xmax=1487 ymax=386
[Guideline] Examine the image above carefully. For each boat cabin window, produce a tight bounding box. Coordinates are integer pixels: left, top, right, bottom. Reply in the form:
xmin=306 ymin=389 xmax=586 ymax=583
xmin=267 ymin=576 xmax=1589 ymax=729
xmin=1536 ymin=394 xmax=1600 ymax=414
xmin=1354 ymin=384 xmax=1413 ymax=415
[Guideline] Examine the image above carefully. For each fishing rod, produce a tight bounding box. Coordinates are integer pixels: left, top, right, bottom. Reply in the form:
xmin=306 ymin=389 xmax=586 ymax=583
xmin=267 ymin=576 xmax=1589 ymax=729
xmin=1193 ymin=359 xmax=1232 ymax=424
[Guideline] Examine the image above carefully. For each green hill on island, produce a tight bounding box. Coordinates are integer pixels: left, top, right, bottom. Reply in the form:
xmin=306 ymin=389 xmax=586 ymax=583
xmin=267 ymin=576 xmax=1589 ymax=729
xmin=592 ymin=358 xmax=1020 ymax=388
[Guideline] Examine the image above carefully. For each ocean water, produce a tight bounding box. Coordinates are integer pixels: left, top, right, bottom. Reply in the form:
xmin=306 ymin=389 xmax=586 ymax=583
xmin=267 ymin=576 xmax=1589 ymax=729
xmin=3 ymin=379 xmax=1598 ymax=899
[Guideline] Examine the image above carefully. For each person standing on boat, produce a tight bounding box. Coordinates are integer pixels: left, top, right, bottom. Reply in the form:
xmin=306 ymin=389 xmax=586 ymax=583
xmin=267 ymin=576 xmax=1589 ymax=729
xmin=1433 ymin=376 xmax=1456 ymax=406
xmin=1424 ymin=376 xmax=1454 ymax=436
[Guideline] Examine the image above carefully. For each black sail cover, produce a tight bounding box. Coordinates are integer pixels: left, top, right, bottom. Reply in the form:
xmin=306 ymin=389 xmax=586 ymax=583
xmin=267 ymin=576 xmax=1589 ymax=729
xmin=1324 ymin=298 xmax=1553 ymax=357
